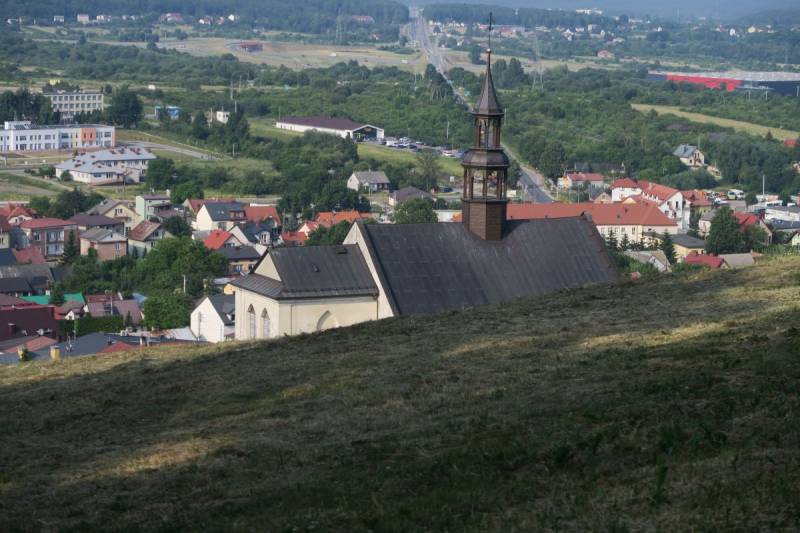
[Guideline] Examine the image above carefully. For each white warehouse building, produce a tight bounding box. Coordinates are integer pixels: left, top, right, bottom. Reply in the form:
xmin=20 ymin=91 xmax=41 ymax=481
xmin=275 ymin=116 xmax=384 ymax=141
xmin=0 ymin=121 xmax=115 ymax=153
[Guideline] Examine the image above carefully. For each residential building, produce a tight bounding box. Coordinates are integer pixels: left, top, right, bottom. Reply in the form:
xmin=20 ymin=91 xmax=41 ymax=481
xmin=674 ymin=144 xmax=706 ymax=168
xmin=233 ymin=52 xmax=619 ymax=337
xmin=68 ymin=213 xmax=125 ymax=233
xmin=218 ymin=245 xmax=260 ymax=276
xmin=506 ymin=202 xmax=678 ymax=243
xmin=347 ymin=171 xmax=391 ymax=192
xmin=79 ymin=228 xmax=128 ymax=261
xmin=699 ymin=209 xmax=772 ymax=243
xmin=685 ymin=252 xmax=726 ymax=269
xmin=558 ymin=172 xmax=605 ymax=189
xmin=55 ymin=147 xmax=155 ymax=185
xmin=669 ymin=233 xmax=706 ymax=259
xmin=314 ymin=210 xmax=373 ymax=228
xmin=195 ymin=202 xmax=247 ymax=232
xmin=0 ymin=300 xmax=57 ymax=343
xmin=765 ymin=206 xmax=800 ymax=223
xmin=0 ymin=121 xmax=114 ymax=153
xmin=18 ymin=218 xmax=78 ymax=259
xmin=87 ymin=199 xmax=137 ymax=233
xmin=190 ymin=294 xmax=235 ymax=343
xmin=389 ymin=186 xmax=434 ymax=207
xmin=135 ymin=194 xmax=171 ymax=224
xmin=0 ymin=264 xmax=55 ymax=296
xmin=203 ymin=229 xmax=243 ymax=250
xmin=43 ymin=91 xmax=104 ymax=122
xmin=127 ymin=221 xmax=171 ymax=256
xmin=84 ymin=298 xmax=142 ymax=325
xmin=275 ymin=116 xmax=384 ymax=141
xmin=76 ymin=14 xmax=90 ymax=23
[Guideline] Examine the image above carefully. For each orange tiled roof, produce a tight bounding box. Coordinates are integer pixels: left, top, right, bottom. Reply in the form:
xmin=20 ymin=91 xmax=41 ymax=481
xmin=245 ymin=205 xmax=280 ymax=223
xmin=203 ymin=229 xmax=233 ymax=250
xmin=314 ymin=210 xmax=372 ymax=228
xmin=507 ymin=202 xmax=676 ymax=227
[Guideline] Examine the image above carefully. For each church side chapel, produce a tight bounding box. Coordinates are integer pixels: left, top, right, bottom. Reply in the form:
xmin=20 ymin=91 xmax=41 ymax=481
xmin=232 ymin=40 xmax=619 ymax=340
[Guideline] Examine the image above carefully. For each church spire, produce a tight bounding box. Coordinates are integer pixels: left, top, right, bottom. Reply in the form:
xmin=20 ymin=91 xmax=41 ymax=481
xmin=460 ymin=14 xmax=511 ymax=241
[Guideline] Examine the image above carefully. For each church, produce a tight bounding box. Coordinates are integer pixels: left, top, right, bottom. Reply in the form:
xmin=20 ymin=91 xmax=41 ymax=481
xmin=231 ymin=48 xmax=619 ymax=340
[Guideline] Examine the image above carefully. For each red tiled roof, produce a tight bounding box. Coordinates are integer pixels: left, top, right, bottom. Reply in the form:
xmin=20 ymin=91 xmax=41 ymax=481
xmin=19 ymin=218 xmax=75 ymax=229
xmin=245 ymin=205 xmax=280 ymax=224
xmin=281 ymin=231 xmax=307 ymax=246
xmin=507 ymin=202 xmax=677 ymax=227
xmin=566 ymin=172 xmax=605 ymax=183
xmin=734 ymin=212 xmax=761 ymax=228
xmin=785 ymin=139 xmax=798 ymax=148
xmin=204 ymin=230 xmax=233 ymax=250
xmin=623 ymin=194 xmax=660 ymax=207
xmin=0 ymin=203 xmax=35 ymax=219
xmin=315 ymin=211 xmax=372 ymax=228
xmin=99 ymin=342 xmax=137 ymax=354
xmin=12 ymin=248 xmax=46 ymax=265
xmin=639 ymin=181 xmax=680 ymax=202
xmin=685 ymin=252 xmax=724 ymax=268
xmin=681 ymin=189 xmax=712 ymax=207
xmin=612 ymin=178 xmax=640 ymax=189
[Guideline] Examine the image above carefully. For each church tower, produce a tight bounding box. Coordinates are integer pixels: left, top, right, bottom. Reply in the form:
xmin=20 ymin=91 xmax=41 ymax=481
xmin=461 ymin=38 xmax=510 ymax=241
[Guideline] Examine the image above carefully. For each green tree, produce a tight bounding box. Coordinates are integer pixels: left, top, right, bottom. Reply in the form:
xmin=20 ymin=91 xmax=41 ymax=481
xmin=49 ymin=283 xmax=65 ymax=306
xmin=62 ymin=230 xmax=79 ymax=264
xmin=394 ymin=198 xmax=438 ymax=224
xmin=415 ymin=149 xmax=442 ymax=191
xmin=705 ymin=207 xmax=745 ymax=255
xmin=162 ymin=216 xmax=191 ymax=237
xmin=306 ymin=221 xmax=354 ymax=246
xmin=106 ymin=86 xmax=143 ymax=128
xmin=468 ymin=44 xmax=484 ymax=65
xmin=142 ymin=292 xmax=193 ymax=329
xmin=170 ymin=181 xmax=203 ymax=204
xmin=539 ymin=141 xmax=566 ymax=180
xmin=191 ymin=111 xmax=209 ymax=140
xmin=660 ymin=231 xmax=676 ymax=264
xmin=146 ymin=158 xmax=176 ymax=190
xmin=135 ymin=237 xmax=226 ymax=298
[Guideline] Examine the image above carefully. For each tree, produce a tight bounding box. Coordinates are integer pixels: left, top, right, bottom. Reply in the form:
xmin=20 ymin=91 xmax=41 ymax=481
xmin=142 ymin=292 xmax=192 ymax=330
xmin=49 ymin=283 xmax=65 ymax=306
xmin=62 ymin=230 xmax=79 ymax=264
xmin=191 ymin=111 xmax=209 ymax=140
xmin=170 ymin=181 xmax=203 ymax=204
xmin=394 ymin=198 xmax=438 ymax=224
xmin=135 ymin=237 xmax=226 ymax=298
xmin=659 ymin=231 xmax=676 ymax=264
xmin=106 ymin=86 xmax=143 ymax=128
xmin=539 ymin=141 xmax=566 ymax=180
xmin=306 ymin=221 xmax=353 ymax=246
xmin=705 ymin=207 xmax=745 ymax=255
xmin=468 ymin=44 xmax=484 ymax=65
xmin=146 ymin=158 xmax=176 ymax=190
xmin=415 ymin=149 xmax=442 ymax=191
xmin=162 ymin=216 xmax=191 ymax=237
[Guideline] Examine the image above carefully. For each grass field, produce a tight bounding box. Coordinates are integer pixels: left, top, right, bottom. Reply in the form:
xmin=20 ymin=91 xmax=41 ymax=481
xmin=0 ymin=172 xmax=66 ymax=199
xmin=632 ymin=103 xmax=800 ymax=141
xmin=2 ymin=255 xmax=800 ymax=529
xmin=250 ymin=120 xmax=464 ymax=175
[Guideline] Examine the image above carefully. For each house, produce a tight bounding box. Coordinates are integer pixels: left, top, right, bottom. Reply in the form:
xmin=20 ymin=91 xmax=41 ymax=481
xmin=234 ymin=223 xmax=273 ymax=252
xmin=674 ymin=144 xmax=705 ymax=168
xmin=624 ymin=250 xmax=671 ymax=272
xmin=18 ymin=218 xmax=78 ymax=260
xmin=0 ymin=264 xmax=54 ymax=296
xmin=685 ymin=252 xmax=726 ymax=269
xmin=135 ymin=194 xmax=171 ymax=224
xmin=699 ymin=209 xmax=772 ymax=243
xmin=87 ymin=199 xmax=137 ymax=233
xmin=280 ymin=231 xmax=307 ymax=247
xmin=203 ymin=229 xmax=244 ymax=250
xmin=275 ymin=116 xmax=384 ymax=141
xmin=681 ymin=189 xmax=713 ymax=218
xmin=670 ymin=233 xmax=706 ymax=259
xmin=347 ymin=171 xmax=391 ymax=193
xmin=559 ymin=172 xmax=605 ymax=190
xmin=0 ymin=204 xmax=35 ymax=225
xmin=84 ymin=298 xmax=142 ymax=325
xmin=506 ymin=202 xmax=678 ymax=243
xmin=593 ymin=192 xmax=613 ymax=204
xmin=389 ymin=186 xmax=434 ymax=207
xmin=68 ymin=213 xmax=125 ymax=234
xmin=182 ymin=197 xmax=236 ymax=217
xmin=636 ymin=181 xmax=689 ymax=229
xmin=55 ymin=148 xmax=155 ymax=185
xmin=0 ymin=299 xmax=57 ymax=344
xmin=127 ymin=221 xmax=171 ymax=257
xmin=190 ymin=294 xmax=235 ymax=343
xmin=195 ymin=202 xmax=247 ymax=232
xmin=218 ymin=246 xmax=261 ymax=276
xmin=718 ymin=253 xmax=756 ymax=269
xmin=79 ymin=228 xmax=128 ymax=261
xmin=315 ymin=210 xmax=373 ymax=228
xmin=43 ymin=90 xmax=104 ymax=122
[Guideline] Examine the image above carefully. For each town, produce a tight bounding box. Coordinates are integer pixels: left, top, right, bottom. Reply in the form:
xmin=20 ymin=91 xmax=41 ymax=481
xmin=2 ymin=0 xmax=800 ymax=530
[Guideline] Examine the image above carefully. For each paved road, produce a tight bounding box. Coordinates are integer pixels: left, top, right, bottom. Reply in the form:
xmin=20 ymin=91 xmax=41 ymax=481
xmin=121 ymin=141 xmax=222 ymax=161
xmin=410 ymin=7 xmax=553 ymax=204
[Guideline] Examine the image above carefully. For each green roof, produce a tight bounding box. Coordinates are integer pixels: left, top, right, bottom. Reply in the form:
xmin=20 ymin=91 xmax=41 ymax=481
xmin=21 ymin=293 xmax=85 ymax=306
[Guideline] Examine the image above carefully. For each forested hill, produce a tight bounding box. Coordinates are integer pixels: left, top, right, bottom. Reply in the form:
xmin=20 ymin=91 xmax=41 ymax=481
xmin=0 ymin=0 xmax=409 ymax=27
xmin=2 ymin=256 xmax=800 ymax=529
xmin=423 ymin=3 xmax=612 ymax=28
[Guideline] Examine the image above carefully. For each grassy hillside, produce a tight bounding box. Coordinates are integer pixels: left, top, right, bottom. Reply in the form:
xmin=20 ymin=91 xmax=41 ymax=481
xmin=2 ymin=256 xmax=800 ymax=530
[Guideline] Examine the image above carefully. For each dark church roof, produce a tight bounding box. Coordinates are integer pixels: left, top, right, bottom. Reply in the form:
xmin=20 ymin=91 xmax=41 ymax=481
xmin=357 ymin=218 xmax=618 ymax=316
xmin=232 ymin=245 xmax=378 ymax=300
xmin=474 ymin=52 xmax=503 ymax=116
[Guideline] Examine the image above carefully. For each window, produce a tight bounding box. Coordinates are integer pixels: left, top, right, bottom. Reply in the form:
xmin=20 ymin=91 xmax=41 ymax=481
xmin=248 ymin=305 xmax=256 ymax=339
xmin=261 ymin=309 xmax=270 ymax=338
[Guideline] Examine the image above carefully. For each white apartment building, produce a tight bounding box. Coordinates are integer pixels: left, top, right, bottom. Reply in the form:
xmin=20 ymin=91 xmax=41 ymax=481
xmin=0 ymin=121 xmax=115 ymax=153
xmin=44 ymin=91 xmax=105 ymax=121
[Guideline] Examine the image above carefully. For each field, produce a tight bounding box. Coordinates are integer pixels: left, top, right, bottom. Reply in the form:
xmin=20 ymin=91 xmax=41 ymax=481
xmin=0 ymin=172 xmax=65 ymax=199
xmin=632 ymin=103 xmax=800 ymax=142
xmin=2 ymin=255 xmax=800 ymax=530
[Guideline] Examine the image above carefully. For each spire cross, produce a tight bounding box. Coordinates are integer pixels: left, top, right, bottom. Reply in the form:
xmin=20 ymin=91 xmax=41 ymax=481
xmin=487 ymin=12 xmax=493 ymax=54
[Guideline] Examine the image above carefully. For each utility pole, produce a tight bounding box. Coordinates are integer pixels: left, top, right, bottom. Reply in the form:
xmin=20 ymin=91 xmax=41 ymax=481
xmin=183 ymin=275 xmax=186 ymax=294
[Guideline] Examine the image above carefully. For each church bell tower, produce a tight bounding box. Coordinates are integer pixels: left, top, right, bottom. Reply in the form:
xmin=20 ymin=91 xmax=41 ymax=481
xmin=461 ymin=21 xmax=510 ymax=241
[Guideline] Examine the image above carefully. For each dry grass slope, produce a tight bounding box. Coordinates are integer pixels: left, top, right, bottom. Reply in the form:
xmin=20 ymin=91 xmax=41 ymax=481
xmin=2 ymin=256 xmax=800 ymax=530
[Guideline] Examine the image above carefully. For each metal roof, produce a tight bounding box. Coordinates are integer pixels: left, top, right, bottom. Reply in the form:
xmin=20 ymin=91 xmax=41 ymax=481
xmin=202 ymin=202 xmax=246 ymax=221
xmin=358 ymin=218 xmax=619 ymax=316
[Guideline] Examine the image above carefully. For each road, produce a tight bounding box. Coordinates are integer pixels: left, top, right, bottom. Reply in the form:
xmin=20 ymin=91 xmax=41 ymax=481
xmin=409 ymin=7 xmax=553 ymax=203
xmin=120 ymin=141 xmax=222 ymax=161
